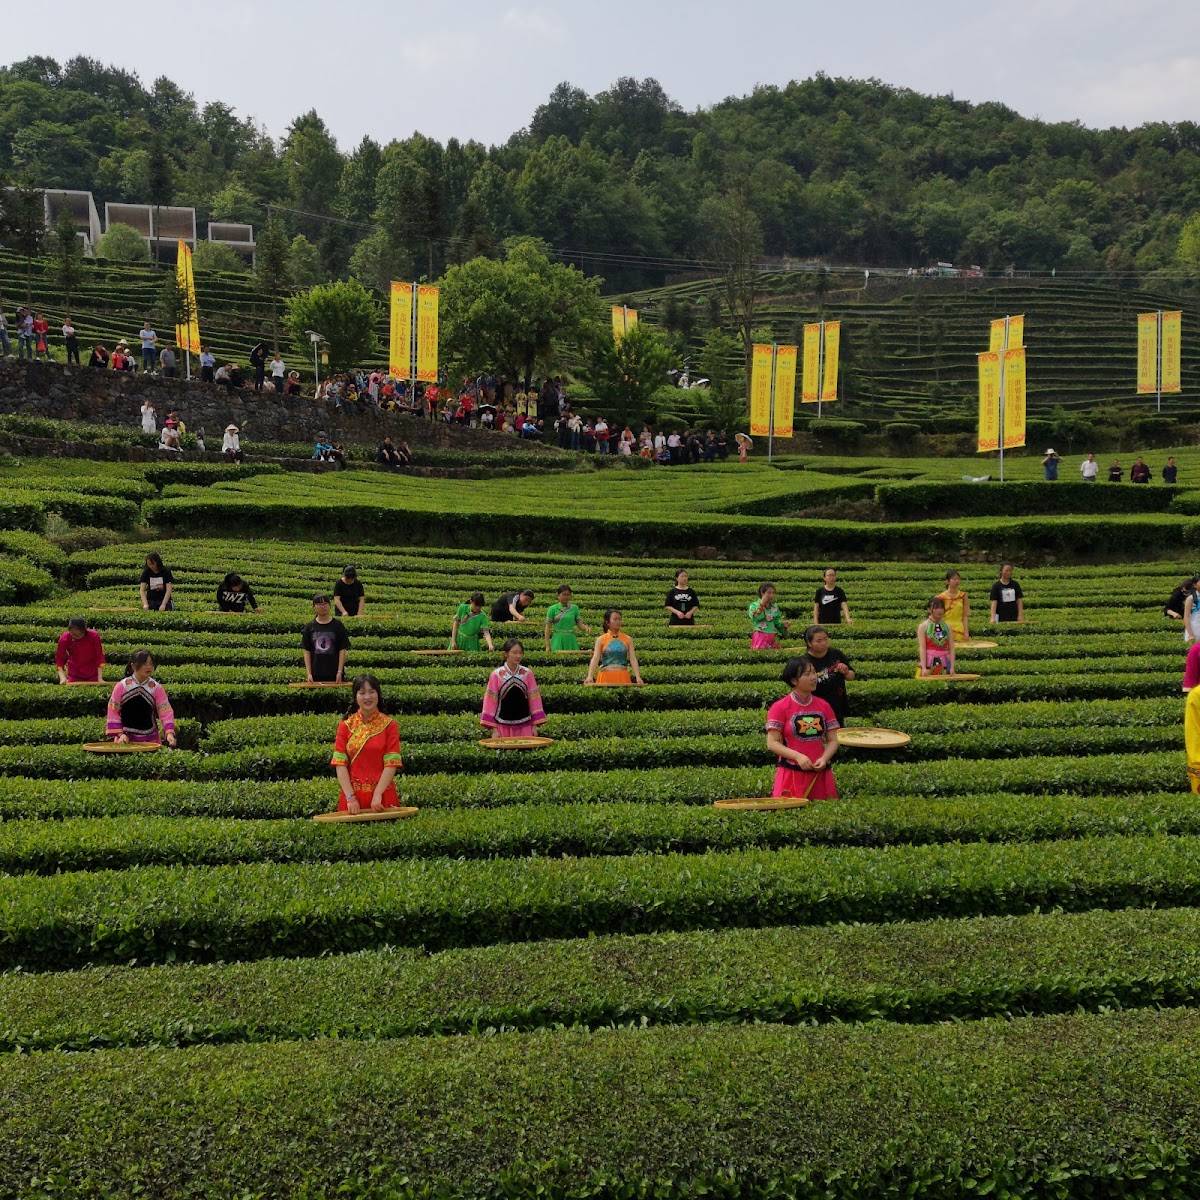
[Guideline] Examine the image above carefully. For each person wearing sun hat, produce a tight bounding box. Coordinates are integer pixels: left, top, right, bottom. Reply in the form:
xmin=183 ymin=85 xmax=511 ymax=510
xmin=222 ymin=423 xmax=242 ymax=462
xmin=1041 ymin=448 xmax=1060 ymax=481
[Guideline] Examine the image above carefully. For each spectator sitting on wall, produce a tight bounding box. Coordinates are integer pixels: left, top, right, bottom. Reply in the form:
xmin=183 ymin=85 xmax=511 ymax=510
xmin=88 ymin=344 xmax=109 ymax=369
xmin=286 ymin=370 xmax=302 ymax=396
xmin=158 ymin=422 xmax=183 ymax=454
xmin=222 ymin=424 xmax=242 ymax=462
xmin=374 ymin=434 xmax=412 ymax=465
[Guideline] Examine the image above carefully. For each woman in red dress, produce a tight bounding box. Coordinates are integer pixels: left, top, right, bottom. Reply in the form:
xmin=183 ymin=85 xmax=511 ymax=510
xmin=329 ymin=674 xmax=403 ymax=813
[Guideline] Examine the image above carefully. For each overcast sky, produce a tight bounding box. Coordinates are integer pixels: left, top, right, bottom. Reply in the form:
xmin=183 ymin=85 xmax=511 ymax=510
xmin=6 ymin=0 xmax=1200 ymax=148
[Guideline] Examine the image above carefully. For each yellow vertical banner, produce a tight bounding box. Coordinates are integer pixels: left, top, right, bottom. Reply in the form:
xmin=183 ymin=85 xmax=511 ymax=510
xmin=820 ymin=320 xmax=840 ymax=402
xmin=801 ymin=323 xmax=821 ymax=402
xmin=772 ymin=344 xmax=797 ymax=437
xmin=389 ymin=282 xmax=413 ymax=379
xmin=611 ymin=306 xmax=638 ymax=340
xmin=977 ymin=351 xmax=1000 ymax=453
xmin=749 ymin=343 xmax=774 ymax=436
xmin=1136 ymin=312 xmax=1159 ymax=395
xmin=416 ymin=284 xmax=439 ymax=382
xmin=1162 ymin=310 xmax=1182 ymax=393
xmin=174 ymin=241 xmax=200 ymax=353
xmin=989 ymin=315 xmax=1024 ymax=352
xmin=1002 ymin=346 xmax=1026 ymax=450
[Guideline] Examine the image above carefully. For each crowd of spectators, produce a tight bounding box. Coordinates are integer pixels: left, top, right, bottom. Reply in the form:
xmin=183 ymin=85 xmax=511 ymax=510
xmin=2 ymin=302 xmax=732 ymax=467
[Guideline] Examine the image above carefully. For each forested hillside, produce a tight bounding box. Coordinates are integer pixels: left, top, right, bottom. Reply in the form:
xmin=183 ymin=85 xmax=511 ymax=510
xmin=2 ymin=56 xmax=1199 ymax=290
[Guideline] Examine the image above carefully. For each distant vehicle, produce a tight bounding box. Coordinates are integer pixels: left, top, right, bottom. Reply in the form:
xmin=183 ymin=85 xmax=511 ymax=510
xmin=965 ymin=264 xmax=984 ymax=278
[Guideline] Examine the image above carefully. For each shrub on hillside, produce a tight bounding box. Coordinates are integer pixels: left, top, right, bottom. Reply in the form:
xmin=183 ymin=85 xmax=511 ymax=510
xmin=95 ymin=223 xmax=150 ymax=263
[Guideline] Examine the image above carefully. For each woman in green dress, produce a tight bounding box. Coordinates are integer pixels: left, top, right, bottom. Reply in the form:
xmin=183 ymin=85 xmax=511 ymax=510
xmin=450 ymin=592 xmax=495 ymax=652
xmin=545 ymin=584 xmax=591 ymax=652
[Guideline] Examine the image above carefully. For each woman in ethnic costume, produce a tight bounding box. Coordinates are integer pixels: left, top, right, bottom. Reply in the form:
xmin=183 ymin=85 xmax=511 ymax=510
xmin=544 ymin=584 xmax=591 ymax=652
xmin=585 ymin=609 xmax=645 ymax=687
xmin=330 ymin=674 xmax=403 ymax=813
xmin=936 ymin=570 xmax=971 ymax=642
xmin=106 ymin=650 xmax=177 ymax=746
xmin=481 ymin=639 xmax=548 ymax=738
xmin=916 ymin=596 xmax=956 ymax=677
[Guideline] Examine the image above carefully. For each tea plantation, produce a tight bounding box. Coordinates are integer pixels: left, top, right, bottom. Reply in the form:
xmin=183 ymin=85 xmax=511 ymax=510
xmin=2 ymin=454 xmax=1200 ymax=1196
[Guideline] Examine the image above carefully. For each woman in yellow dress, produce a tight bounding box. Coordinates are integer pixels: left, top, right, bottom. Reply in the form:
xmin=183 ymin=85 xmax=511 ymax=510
xmin=937 ymin=570 xmax=970 ymax=642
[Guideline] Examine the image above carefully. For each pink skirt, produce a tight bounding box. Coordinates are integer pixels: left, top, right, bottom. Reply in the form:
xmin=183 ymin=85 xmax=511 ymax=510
xmin=751 ymin=632 xmax=779 ymax=650
xmin=491 ymin=722 xmax=540 ymax=738
xmin=773 ymin=762 xmax=838 ymax=800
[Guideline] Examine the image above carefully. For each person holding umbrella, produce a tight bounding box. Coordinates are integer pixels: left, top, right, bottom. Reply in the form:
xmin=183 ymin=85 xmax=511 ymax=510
xmin=736 ymin=432 xmax=753 ymax=463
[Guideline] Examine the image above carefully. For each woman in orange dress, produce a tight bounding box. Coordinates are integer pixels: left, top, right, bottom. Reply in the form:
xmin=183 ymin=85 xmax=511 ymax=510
xmin=584 ymin=609 xmax=645 ymax=686
xmin=329 ymin=673 xmax=403 ymax=813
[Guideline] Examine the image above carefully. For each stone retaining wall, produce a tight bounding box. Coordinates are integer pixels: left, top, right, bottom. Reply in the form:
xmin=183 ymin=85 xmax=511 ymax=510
xmin=0 ymin=361 xmax=557 ymax=452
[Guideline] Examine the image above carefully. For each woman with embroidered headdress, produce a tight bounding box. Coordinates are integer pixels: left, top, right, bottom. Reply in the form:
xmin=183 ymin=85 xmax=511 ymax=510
xmin=105 ymin=650 xmax=177 ymax=746
xmin=329 ymin=674 xmax=403 ymax=813
xmin=480 ymin=638 xmax=547 ymax=738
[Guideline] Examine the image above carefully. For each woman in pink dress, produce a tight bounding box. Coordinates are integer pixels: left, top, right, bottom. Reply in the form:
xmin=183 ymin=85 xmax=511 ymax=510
xmin=764 ymin=655 xmax=840 ymax=800
xmin=105 ymin=650 xmax=177 ymax=746
xmin=481 ymin=639 xmax=547 ymax=738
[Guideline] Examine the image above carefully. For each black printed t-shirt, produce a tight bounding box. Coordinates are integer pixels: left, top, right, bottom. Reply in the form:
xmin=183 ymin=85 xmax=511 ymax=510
xmin=665 ymin=587 xmax=700 ymax=625
xmin=813 ymin=586 xmax=848 ymax=622
xmin=989 ymin=579 xmax=1024 ymax=622
xmin=216 ymin=584 xmax=258 ymax=612
xmin=333 ymin=579 xmax=365 ymax=615
xmin=302 ymin=618 xmax=350 ymax=681
xmin=491 ymin=592 xmax=529 ymax=622
xmin=807 ymin=648 xmax=851 ymax=723
xmin=139 ymin=565 xmax=174 ymax=610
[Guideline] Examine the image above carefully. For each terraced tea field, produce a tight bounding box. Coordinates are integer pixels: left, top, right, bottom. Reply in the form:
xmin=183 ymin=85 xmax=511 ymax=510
xmin=2 ymin=537 xmax=1200 ymax=1195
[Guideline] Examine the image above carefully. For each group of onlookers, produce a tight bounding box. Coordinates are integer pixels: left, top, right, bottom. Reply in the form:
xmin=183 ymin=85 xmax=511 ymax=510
xmin=1049 ymin=450 xmax=1179 ymax=484
xmin=0 ymin=305 xmax=76 ymax=363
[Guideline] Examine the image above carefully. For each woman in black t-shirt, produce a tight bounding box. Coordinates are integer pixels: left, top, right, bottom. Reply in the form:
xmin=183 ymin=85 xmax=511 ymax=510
xmin=812 ymin=567 xmax=852 ymax=624
xmin=664 ymin=569 xmax=700 ymax=625
xmin=803 ymin=624 xmax=855 ymax=724
xmin=1165 ymin=576 xmax=1198 ymax=622
xmin=490 ymin=590 xmax=535 ymax=623
xmin=988 ymin=563 xmax=1025 ymax=623
xmin=333 ymin=566 xmax=365 ymax=617
xmin=139 ymin=552 xmax=174 ymax=611
xmin=216 ymin=572 xmax=260 ymax=613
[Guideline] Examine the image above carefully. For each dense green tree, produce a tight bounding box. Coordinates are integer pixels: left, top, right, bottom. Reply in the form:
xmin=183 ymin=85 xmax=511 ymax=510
xmin=529 ymin=83 xmax=595 ymax=144
xmin=348 ymin=228 xmax=412 ymax=293
xmin=254 ymin=217 xmax=291 ymax=350
xmin=582 ymin=322 xmax=676 ymax=426
xmin=51 ymin=206 xmax=85 ymax=308
xmin=282 ymin=110 xmax=342 ymax=244
xmin=208 ymin=180 xmax=259 ymax=223
xmin=700 ymin=192 xmax=763 ymax=372
xmin=5 ymin=61 xmax=1200 ymax=291
xmin=95 ymin=221 xmax=150 ymax=262
xmin=285 ymin=279 xmax=378 ymax=373
xmin=287 ymin=234 xmax=322 ymax=287
xmin=146 ymin=134 xmax=173 ymax=266
xmin=335 ymin=136 xmax=383 ymax=223
xmin=439 ymin=237 xmax=603 ymax=386
xmin=1179 ymin=213 xmax=1200 ymax=272
xmin=1 ymin=180 xmax=47 ymax=301
xmin=191 ymin=240 xmax=246 ymax=273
